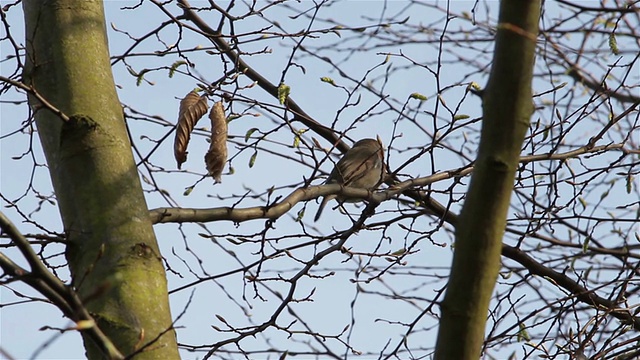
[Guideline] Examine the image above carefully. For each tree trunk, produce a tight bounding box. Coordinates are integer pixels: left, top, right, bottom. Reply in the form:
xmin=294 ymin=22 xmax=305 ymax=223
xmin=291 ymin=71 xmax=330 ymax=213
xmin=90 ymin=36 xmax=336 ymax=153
xmin=22 ymin=1 xmax=179 ymax=358
xmin=434 ymin=1 xmax=540 ymax=359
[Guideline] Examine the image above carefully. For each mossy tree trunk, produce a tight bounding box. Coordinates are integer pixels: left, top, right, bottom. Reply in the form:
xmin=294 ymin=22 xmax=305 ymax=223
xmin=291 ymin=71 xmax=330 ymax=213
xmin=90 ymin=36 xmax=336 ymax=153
xmin=434 ymin=1 xmax=541 ymax=359
xmin=22 ymin=1 xmax=179 ymax=358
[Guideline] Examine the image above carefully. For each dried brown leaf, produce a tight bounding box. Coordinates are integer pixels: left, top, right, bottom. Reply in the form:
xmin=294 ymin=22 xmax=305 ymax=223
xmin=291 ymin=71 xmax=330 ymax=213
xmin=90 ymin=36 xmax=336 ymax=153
xmin=204 ymin=101 xmax=228 ymax=183
xmin=174 ymin=90 xmax=208 ymax=169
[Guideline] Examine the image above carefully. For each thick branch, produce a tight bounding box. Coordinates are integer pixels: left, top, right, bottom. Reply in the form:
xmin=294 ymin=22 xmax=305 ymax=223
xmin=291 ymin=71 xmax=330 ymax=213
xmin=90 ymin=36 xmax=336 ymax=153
xmin=435 ymin=1 xmax=541 ymax=358
xmin=501 ymin=245 xmax=640 ymax=330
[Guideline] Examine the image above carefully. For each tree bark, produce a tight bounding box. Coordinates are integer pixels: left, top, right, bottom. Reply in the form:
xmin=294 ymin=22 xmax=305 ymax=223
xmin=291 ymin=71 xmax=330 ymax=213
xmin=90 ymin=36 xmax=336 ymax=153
xmin=434 ymin=1 xmax=540 ymax=359
xmin=22 ymin=1 xmax=179 ymax=358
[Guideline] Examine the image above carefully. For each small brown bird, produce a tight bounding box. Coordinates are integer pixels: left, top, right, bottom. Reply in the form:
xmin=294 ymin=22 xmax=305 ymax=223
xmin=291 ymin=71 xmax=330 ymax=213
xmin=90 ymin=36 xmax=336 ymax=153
xmin=314 ymin=137 xmax=385 ymax=222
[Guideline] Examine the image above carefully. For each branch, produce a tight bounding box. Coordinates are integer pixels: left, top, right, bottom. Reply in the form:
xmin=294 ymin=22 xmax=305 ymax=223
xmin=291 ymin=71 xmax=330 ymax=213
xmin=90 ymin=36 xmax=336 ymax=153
xmin=202 ymin=197 xmax=374 ymax=359
xmin=556 ymin=0 xmax=638 ymax=14
xmin=149 ymin=140 xmax=632 ymax=225
xmin=501 ymin=245 xmax=640 ymax=331
xmin=0 ymin=211 xmax=123 ymax=360
xmin=169 ymin=0 xmax=351 ymax=152
xmin=149 ymin=167 xmax=467 ymax=224
xmin=541 ymin=34 xmax=640 ymax=104
xmin=0 ymin=76 xmax=70 ymax=122
xmin=566 ymin=68 xmax=640 ymax=104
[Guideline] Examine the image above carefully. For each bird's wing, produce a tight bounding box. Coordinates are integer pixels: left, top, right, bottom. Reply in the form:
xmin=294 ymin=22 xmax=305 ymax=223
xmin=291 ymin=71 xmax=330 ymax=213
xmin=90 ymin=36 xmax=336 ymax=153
xmin=334 ymin=146 xmax=380 ymax=186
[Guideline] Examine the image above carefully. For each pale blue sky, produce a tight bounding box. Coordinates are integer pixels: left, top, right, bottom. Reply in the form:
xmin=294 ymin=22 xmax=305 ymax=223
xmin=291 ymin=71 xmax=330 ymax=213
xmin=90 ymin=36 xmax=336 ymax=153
xmin=1 ymin=1 xmax=637 ymax=359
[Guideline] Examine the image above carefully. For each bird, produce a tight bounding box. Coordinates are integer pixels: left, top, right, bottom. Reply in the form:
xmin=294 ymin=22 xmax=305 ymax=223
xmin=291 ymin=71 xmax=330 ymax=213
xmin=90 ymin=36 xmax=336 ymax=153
xmin=314 ymin=137 xmax=385 ymax=222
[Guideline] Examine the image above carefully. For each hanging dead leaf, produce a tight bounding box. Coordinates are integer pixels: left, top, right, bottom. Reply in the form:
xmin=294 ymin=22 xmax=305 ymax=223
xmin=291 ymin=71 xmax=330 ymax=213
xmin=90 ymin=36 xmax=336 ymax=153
xmin=204 ymin=101 xmax=228 ymax=183
xmin=174 ymin=90 xmax=208 ymax=169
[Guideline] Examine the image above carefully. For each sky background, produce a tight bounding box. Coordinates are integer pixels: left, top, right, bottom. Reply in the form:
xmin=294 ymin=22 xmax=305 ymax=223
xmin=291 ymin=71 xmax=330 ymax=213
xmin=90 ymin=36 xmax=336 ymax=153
xmin=1 ymin=1 xmax=638 ymax=359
